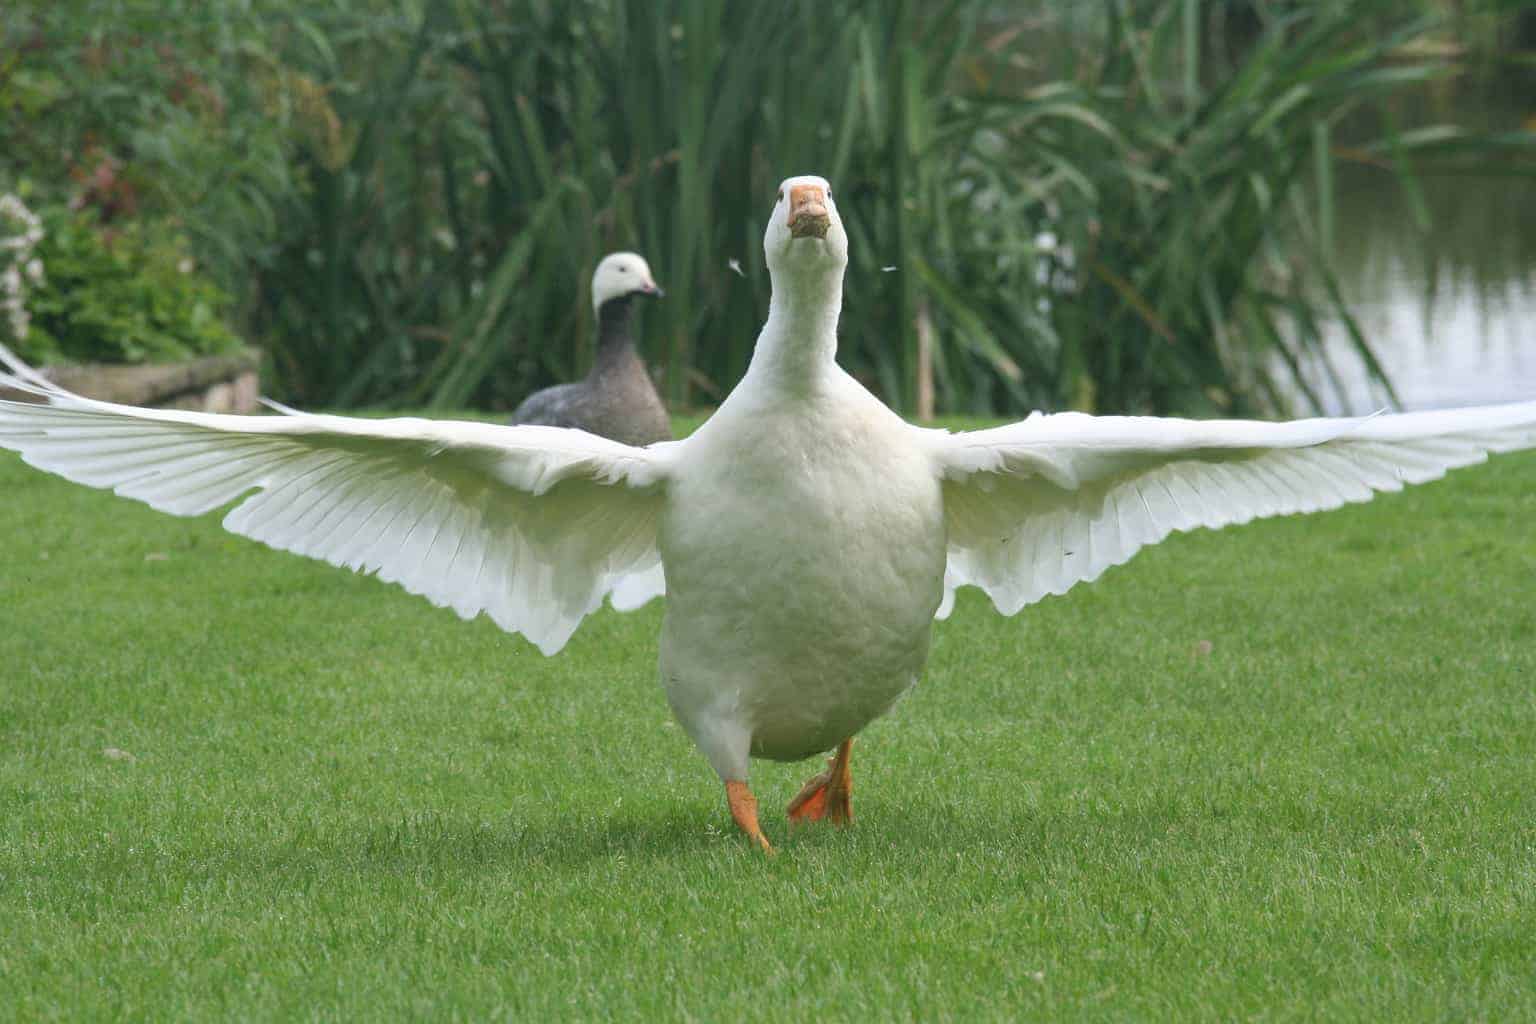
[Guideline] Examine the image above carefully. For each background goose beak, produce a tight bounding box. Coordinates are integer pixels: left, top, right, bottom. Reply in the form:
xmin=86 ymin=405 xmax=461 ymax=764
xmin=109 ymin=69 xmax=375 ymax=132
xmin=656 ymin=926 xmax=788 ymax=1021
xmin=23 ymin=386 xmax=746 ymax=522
xmin=788 ymin=184 xmax=830 ymax=239
xmin=642 ymin=281 xmax=665 ymax=299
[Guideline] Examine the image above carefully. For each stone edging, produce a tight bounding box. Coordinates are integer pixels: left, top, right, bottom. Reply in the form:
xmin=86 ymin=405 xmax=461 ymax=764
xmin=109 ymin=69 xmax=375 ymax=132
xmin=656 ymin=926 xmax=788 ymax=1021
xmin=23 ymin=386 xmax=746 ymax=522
xmin=1 ymin=348 xmax=262 ymax=413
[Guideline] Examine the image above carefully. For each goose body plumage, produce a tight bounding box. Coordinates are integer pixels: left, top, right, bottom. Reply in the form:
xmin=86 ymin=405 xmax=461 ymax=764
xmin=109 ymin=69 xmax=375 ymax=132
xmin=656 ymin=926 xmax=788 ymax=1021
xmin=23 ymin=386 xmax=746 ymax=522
xmin=660 ymin=360 xmax=945 ymax=777
xmin=4 ymin=174 xmax=1536 ymax=850
xmin=509 ymin=252 xmax=671 ymax=447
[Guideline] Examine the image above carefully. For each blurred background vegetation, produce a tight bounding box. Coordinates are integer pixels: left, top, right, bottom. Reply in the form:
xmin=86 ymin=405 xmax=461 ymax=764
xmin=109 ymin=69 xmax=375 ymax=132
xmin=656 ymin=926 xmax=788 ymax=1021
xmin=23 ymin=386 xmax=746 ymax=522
xmin=1 ymin=0 xmax=1533 ymax=417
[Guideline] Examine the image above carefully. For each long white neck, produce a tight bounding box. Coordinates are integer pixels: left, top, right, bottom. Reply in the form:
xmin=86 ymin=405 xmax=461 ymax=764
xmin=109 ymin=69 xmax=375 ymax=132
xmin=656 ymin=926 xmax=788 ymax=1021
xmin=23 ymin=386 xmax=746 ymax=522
xmin=745 ymin=264 xmax=844 ymax=391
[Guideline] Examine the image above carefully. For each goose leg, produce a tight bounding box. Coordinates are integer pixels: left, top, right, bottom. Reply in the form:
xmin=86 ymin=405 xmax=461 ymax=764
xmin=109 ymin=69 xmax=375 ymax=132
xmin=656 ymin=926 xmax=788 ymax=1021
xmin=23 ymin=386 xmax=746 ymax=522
xmin=786 ymin=738 xmax=854 ymax=825
xmin=725 ymin=780 xmax=774 ymax=853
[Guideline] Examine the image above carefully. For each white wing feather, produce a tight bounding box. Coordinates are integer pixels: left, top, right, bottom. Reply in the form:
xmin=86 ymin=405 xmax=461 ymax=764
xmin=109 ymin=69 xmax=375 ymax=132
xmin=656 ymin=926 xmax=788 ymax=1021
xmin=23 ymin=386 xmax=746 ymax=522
xmin=925 ymin=403 xmax=1536 ymax=616
xmin=0 ymin=356 xmax=673 ymax=654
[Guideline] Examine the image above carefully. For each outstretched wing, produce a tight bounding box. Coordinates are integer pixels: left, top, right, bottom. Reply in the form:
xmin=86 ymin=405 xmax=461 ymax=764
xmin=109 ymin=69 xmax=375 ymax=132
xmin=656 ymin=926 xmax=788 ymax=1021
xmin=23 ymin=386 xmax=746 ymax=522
xmin=0 ymin=352 xmax=674 ymax=654
xmin=923 ymin=403 xmax=1536 ymax=616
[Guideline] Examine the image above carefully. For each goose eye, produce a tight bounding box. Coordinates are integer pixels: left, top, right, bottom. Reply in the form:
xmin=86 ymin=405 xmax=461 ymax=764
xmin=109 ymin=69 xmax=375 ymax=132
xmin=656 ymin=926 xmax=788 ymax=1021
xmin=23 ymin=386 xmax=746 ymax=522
xmin=776 ymin=189 xmax=783 ymax=203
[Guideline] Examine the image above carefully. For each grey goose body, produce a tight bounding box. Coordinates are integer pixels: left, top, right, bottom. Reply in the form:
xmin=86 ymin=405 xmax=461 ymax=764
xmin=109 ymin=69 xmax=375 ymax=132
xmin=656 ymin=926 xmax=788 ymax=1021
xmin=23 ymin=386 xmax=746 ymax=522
xmin=510 ymin=253 xmax=671 ymax=447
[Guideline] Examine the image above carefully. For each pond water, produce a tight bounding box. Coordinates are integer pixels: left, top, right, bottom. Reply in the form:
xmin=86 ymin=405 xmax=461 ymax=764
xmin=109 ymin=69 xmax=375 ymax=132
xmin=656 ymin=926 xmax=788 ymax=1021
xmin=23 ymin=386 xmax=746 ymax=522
xmin=1303 ymin=67 xmax=1536 ymax=413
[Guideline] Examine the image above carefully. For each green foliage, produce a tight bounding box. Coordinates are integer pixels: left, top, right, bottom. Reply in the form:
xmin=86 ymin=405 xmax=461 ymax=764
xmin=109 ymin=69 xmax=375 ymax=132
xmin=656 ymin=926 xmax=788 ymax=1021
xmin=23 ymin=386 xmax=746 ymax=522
xmin=1027 ymin=3 xmax=1448 ymax=415
xmin=3 ymin=1 xmax=1533 ymax=412
xmin=0 ymin=1 xmax=336 ymax=285
xmin=242 ymin=0 xmax=1536 ymax=414
xmin=14 ymin=208 xmax=242 ymax=365
xmin=232 ymin=0 xmax=1105 ymax=411
xmin=3 ymin=439 xmax=1536 ymax=1016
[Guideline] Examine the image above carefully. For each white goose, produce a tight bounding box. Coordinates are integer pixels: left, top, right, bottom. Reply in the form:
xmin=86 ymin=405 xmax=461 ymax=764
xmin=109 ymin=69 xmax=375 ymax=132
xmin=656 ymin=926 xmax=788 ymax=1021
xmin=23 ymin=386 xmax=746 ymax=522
xmin=3 ymin=174 xmax=1536 ymax=853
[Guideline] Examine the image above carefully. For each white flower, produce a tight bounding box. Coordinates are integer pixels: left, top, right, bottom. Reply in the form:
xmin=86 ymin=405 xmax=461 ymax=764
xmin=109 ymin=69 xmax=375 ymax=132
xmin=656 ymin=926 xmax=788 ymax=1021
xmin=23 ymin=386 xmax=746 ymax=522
xmin=177 ymin=258 xmax=194 ymax=274
xmin=0 ymin=195 xmax=41 ymax=241
xmin=0 ymin=194 xmax=45 ymax=342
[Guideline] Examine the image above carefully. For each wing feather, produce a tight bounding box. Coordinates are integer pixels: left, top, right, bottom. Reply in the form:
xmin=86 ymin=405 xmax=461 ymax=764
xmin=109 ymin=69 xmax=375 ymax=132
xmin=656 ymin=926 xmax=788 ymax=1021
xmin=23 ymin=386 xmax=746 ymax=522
xmin=926 ymin=403 xmax=1536 ymax=617
xmin=0 ymin=351 xmax=673 ymax=653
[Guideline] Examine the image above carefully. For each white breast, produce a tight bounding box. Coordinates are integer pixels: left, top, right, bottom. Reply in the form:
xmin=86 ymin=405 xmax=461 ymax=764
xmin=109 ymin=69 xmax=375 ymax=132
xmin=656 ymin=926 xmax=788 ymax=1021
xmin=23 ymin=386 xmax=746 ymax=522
xmin=656 ymin=368 xmax=946 ymax=778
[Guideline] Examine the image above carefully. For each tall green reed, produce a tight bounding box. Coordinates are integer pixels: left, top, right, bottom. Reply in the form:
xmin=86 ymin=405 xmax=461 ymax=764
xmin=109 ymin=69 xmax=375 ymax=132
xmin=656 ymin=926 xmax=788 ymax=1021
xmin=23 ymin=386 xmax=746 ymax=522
xmin=14 ymin=0 xmax=1530 ymax=414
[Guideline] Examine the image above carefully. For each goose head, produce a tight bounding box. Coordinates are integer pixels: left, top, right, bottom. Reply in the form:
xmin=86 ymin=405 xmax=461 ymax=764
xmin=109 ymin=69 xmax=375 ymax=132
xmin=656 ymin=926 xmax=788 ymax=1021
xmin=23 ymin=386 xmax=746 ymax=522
xmin=764 ymin=175 xmax=848 ymax=277
xmin=590 ymin=252 xmax=663 ymax=317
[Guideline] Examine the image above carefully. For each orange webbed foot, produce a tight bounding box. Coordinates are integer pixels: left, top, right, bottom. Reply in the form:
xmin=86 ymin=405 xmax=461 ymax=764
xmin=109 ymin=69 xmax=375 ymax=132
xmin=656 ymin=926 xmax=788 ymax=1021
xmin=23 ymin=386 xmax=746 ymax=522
xmin=726 ymin=780 xmax=775 ymax=854
xmin=787 ymin=738 xmax=853 ymax=825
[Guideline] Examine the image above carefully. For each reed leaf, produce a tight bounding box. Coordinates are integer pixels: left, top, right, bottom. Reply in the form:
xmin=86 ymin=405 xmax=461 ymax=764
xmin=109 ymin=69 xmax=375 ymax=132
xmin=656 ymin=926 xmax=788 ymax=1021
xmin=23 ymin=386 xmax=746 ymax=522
xmin=15 ymin=0 xmax=1526 ymax=416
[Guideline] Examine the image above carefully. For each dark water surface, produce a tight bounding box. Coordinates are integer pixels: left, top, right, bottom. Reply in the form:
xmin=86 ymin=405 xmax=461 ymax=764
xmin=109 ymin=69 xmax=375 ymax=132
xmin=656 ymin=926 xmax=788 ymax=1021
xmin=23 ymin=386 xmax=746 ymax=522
xmin=1306 ymin=68 xmax=1536 ymax=413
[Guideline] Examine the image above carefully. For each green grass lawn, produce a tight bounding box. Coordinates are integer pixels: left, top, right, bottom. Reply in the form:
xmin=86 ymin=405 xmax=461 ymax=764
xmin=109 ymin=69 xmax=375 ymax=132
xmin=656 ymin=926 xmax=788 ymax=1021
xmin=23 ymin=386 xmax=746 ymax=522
xmin=2 ymin=423 xmax=1535 ymax=1021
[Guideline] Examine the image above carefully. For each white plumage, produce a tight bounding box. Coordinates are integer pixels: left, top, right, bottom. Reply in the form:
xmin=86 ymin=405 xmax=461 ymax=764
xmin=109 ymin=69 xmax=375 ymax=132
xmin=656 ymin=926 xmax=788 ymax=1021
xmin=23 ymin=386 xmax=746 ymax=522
xmin=0 ymin=388 xmax=672 ymax=655
xmin=933 ymin=405 xmax=1536 ymax=616
xmin=3 ymin=173 xmax=1535 ymax=851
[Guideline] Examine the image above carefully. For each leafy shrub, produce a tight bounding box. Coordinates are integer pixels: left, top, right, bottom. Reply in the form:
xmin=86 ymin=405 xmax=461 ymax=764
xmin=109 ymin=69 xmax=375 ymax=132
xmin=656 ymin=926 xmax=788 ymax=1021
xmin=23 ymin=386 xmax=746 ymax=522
xmin=231 ymin=0 xmax=1536 ymax=415
xmin=5 ymin=2 xmax=1532 ymax=411
xmin=13 ymin=207 xmax=242 ymax=366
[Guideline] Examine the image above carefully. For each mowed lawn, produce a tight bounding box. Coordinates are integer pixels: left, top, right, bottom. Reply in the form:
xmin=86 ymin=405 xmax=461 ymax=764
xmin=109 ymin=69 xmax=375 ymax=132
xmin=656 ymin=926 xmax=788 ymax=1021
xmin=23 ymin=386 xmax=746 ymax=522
xmin=2 ymin=419 xmax=1534 ymax=1021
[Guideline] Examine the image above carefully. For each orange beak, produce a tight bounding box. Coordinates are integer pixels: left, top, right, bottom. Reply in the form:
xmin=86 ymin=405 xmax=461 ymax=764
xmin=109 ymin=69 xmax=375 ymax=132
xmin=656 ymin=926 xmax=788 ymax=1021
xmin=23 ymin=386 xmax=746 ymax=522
xmin=788 ymin=184 xmax=830 ymax=240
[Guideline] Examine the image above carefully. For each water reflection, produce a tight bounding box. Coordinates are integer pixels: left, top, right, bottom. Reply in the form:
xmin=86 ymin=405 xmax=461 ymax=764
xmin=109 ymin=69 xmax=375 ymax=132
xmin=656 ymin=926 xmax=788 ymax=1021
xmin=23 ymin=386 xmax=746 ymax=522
xmin=1303 ymin=67 xmax=1536 ymax=413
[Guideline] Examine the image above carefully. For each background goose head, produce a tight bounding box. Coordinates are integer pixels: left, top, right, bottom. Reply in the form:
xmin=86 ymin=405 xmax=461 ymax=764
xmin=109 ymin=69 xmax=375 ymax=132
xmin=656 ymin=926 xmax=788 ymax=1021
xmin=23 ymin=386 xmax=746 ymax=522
xmin=764 ymin=175 xmax=848 ymax=280
xmin=590 ymin=252 xmax=663 ymax=317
